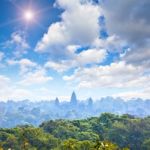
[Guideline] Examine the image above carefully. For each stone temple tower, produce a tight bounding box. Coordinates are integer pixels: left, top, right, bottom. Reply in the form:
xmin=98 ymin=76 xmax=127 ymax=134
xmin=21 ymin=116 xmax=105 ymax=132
xmin=70 ymin=91 xmax=77 ymax=105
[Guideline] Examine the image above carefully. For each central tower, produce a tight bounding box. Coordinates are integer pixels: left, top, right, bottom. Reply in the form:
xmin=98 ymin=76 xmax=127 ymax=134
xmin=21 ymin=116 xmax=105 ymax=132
xmin=70 ymin=91 xmax=77 ymax=105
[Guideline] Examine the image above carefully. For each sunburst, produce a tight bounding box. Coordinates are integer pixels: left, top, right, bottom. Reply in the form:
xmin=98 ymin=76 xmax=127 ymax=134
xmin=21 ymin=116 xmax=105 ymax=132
xmin=24 ymin=10 xmax=34 ymax=22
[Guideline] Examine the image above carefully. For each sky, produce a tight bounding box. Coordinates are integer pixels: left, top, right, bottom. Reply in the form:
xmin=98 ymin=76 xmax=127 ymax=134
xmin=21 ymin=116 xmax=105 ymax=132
xmin=0 ymin=0 xmax=150 ymax=101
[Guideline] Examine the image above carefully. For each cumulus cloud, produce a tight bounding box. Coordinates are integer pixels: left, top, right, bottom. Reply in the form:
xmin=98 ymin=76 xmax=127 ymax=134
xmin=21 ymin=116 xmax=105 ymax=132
xmin=63 ymin=61 xmax=150 ymax=89
xmin=101 ymin=0 xmax=150 ymax=68
xmin=122 ymin=42 xmax=150 ymax=69
xmin=45 ymin=48 xmax=106 ymax=72
xmin=93 ymin=35 xmax=126 ymax=53
xmin=19 ymin=69 xmax=53 ymax=86
xmin=101 ymin=0 xmax=150 ymax=45
xmin=35 ymin=0 xmax=101 ymax=59
xmin=4 ymin=31 xmax=30 ymax=57
xmin=7 ymin=58 xmax=37 ymax=74
xmin=11 ymin=32 xmax=29 ymax=48
xmin=7 ymin=58 xmax=53 ymax=86
xmin=45 ymin=61 xmax=71 ymax=72
xmin=76 ymin=48 xmax=106 ymax=64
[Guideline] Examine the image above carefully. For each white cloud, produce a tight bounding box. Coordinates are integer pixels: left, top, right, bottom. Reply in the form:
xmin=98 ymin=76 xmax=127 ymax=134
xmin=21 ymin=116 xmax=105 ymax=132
xmin=122 ymin=42 xmax=150 ymax=70
xmin=101 ymin=0 xmax=150 ymax=45
xmin=76 ymin=48 xmax=106 ymax=65
xmin=7 ymin=58 xmax=37 ymax=74
xmin=0 ymin=75 xmax=29 ymax=101
xmin=0 ymin=85 xmax=51 ymax=101
xmin=11 ymin=32 xmax=29 ymax=49
xmin=19 ymin=69 xmax=53 ymax=86
xmin=113 ymin=88 xmax=150 ymax=100
xmin=0 ymin=74 xmax=53 ymax=101
xmin=0 ymin=52 xmax=5 ymax=68
xmin=45 ymin=48 xmax=106 ymax=72
xmin=35 ymin=0 xmax=101 ymax=59
xmin=7 ymin=58 xmax=53 ymax=86
xmin=63 ymin=61 xmax=150 ymax=89
xmin=0 ymin=52 xmax=4 ymax=61
xmin=93 ymin=35 xmax=126 ymax=53
xmin=45 ymin=61 xmax=71 ymax=72
xmin=101 ymin=0 xmax=150 ymax=69
xmin=4 ymin=31 xmax=30 ymax=57
xmin=9 ymin=88 xmax=33 ymax=100
xmin=35 ymin=22 xmax=68 ymax=54
xmin=0 ymin=75 xmax=10 ymax=88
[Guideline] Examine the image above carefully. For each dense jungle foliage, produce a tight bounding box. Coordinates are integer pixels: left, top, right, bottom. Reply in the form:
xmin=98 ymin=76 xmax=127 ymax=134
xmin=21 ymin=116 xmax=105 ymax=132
xmin=1 ymin=113 xmax=150 ymax=150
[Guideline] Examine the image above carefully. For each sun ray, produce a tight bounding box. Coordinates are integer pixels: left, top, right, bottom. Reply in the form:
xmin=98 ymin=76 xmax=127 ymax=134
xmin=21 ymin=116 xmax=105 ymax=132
xmin=24 ymin=10 xmax=34 ymax=21
xmin=1 ymin=0 xmax=52 ymax=30
xmin=0 ymin=18 xmax=22 ymax=28
xmin=10 ymin=0 xmax=23 ymax=12
xmin=36 ymin=5 xmax=52 ymax=15
xmin=33 ymin=20 xmax=47 ymax=31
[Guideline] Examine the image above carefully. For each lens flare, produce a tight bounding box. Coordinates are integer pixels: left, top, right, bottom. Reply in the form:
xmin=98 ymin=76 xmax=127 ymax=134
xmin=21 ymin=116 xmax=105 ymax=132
xmin=24 ymin=10 xmax=34 ymax=21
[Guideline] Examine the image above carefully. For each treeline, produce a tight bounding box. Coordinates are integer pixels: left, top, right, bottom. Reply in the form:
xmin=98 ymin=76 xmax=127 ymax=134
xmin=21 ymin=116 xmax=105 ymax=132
xmin=1 ymin=97 xmax=150 ymax=128
xmin=1 ymin=113 xmax=150 ymax=150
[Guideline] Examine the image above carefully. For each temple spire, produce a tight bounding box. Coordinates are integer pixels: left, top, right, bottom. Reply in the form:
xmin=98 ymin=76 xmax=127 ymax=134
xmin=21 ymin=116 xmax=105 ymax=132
xmin=70 ymin=91 xmax=77 ymax=105
xmin=55 ymin=97 xmax=59 ymax=106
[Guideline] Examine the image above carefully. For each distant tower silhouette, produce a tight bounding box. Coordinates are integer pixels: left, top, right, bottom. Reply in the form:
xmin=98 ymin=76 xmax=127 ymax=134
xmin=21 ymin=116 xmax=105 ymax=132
xmin=70 ymin=91 xmax=77 ymax=105
xmin=55 ymin=97 xmax=60 ymax=106
xmin=87 ymin=97 xmax=93 ymax=108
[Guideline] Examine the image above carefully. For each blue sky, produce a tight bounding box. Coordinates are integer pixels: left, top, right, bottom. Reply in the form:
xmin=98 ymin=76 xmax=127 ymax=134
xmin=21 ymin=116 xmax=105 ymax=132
xmin=0 ymin=0 xmax=150 ymax=101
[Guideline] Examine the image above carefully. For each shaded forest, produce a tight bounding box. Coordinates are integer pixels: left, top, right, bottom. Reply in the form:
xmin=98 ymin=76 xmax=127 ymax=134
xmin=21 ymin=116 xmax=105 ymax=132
xmin=1 ymin=113 xmax=150 ymax=150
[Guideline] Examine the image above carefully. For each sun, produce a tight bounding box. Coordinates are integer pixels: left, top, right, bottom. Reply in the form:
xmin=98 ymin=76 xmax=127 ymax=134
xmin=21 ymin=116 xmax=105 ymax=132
xmin=24 ymin=10 xmax=34 ymax=21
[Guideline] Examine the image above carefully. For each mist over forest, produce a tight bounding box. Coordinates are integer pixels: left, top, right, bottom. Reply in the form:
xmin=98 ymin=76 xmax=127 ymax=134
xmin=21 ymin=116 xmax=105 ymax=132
xmin=1 ymin=92 xmax=150 ymax=128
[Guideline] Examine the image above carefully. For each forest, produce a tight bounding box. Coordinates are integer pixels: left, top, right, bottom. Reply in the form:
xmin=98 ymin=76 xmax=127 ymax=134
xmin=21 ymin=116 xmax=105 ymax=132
xmin=1 ymin=93 xmax=150 ymax=128
xmin=1 ymin=113 xmax=150 ymax=150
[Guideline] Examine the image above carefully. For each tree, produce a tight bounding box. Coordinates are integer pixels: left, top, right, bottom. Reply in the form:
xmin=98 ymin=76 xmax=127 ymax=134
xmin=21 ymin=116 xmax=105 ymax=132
xmin=94 ymin=141 xmax=119 ymax=150
xmin=60 ymin=139 xmax=78 ymax=150
xmin=78 ymin=140 xmax=94 ymax=150
xmin=142 ymin=139 xmax=150 ymax=150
